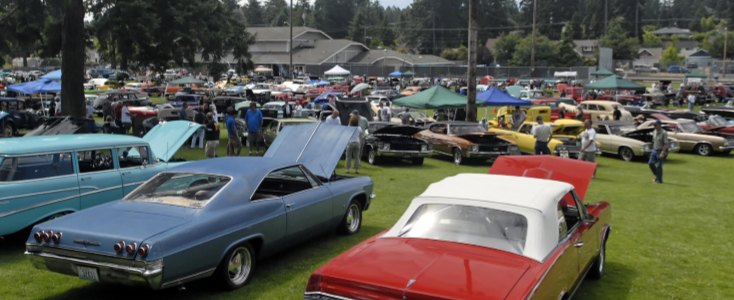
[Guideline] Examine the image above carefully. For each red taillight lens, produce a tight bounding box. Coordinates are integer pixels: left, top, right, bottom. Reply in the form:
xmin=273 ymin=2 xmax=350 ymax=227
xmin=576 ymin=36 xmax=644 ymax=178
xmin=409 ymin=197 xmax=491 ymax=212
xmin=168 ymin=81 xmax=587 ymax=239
xmin=137 ymin=244 xmax=149 ymax=258
xmin=34 ymin=231 xmax=44 ymax=242
xmin=125 ymin=242 xmax=137 ymax=255
xmin=42 ymin=231 xmax=53 ymax=242
xmin=305 ymin=272 xmax=323 ymax=292
xmin=114 ymin=241 xmax=125 ymax=253
xmin=51 ymin=232 xmax=62 ymax=244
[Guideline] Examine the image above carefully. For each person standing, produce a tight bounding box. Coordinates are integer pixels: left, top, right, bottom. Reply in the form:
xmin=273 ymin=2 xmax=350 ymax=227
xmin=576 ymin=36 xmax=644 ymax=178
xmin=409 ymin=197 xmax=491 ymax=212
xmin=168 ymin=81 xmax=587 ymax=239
xmin=649 ymin=120 xmax=669 ymax=184
xmin=579 ymin=119 xmax=597 ymax=178
xmin=511 ymin=106 xmax=526 ymax=128
xmin=190 ymin=107 xmax=205 ymax=149
xmin=244 ymin=102 xmax=263 ymax=156
xmin=532 ymin=116 xmax=553 ymax=155
xmin=478 ymin=117 xmax=489 ymax=131
xmin=345 ymin=115 xmax=363 ymax=174
xmin=376 ymin=103 xmax=384 ymax=122
xmin=103 ymin=101 xmax=114 ymax=122
xmin=612 ymin=105 xmax=622 ymax=121
xmin=687 ymin=93 xmax=696 ymax=111
xmin=353 ymin=110 xmax=368 ymax=133
xmin=380 ymin=102 xmax=391 ymax=122
xmin=121 ymin=102 xmax=133 ymax=135
xmin=396 ymin=107 xmax=415 ymax=125
xmin=114 ymin=100 xmax=123 ymax=127
xmin=54 ymin=97 xmax=62 ymax=116
xmin=180 ymin=102 xmax=189 ymax=120
xmin=325 ymin=110 xmax=341 ymax=125
xmin=576 ymin=105 xmax=584 ymax=121
xmin=204 ymin=113 xmax=220 ymax=158
xmin=225 ymin=108 xmax=242 ymax=156
xmin=85 ymin=100 xmax=96 ymax=132
xmin=282 ymin=101 xmax=292 ymax=118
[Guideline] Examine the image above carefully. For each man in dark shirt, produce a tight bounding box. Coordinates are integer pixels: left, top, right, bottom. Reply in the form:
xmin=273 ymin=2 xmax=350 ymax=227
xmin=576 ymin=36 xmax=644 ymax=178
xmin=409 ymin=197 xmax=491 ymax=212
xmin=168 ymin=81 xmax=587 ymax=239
xmin=190 ymin=107 xmax=206 ymax=149
xmin=180 ymin=102 xmax=188 ymax=120
xmin=612 ymin=106 xmax=622 ymax=121
xmin=204 ymin=113 xmax=220 ymax=158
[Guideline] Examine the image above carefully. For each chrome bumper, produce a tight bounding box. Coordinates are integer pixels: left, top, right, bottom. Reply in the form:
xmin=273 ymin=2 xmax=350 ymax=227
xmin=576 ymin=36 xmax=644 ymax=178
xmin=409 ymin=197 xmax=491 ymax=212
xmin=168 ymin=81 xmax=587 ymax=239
xmin=376 ymin=150 xmax=430 ymax=157
xmin=26 ymin=245 xmax=163 ymax=290
xmin=466 ymin=151 xmax=513 ymax=158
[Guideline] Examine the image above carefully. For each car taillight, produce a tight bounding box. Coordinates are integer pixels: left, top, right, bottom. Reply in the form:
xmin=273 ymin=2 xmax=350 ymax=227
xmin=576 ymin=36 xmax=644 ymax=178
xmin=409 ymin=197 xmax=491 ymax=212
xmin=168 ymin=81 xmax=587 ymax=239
xmin=51 ymin=232 xmax=62 ymax=244
xmin=305 ymin=272 xmax=323 ymax=292
xmin=42 ymin=231 xmax=53 ymax=242
xmin=137 ymin=244 xmax=149 ymax=258
xmin=114 ymin=241 xmax=126 ymax=253
xmin=34 ymin=230 xmax=44 ymax=243
xmin=125 ymin=242 xmax=137 ymax=255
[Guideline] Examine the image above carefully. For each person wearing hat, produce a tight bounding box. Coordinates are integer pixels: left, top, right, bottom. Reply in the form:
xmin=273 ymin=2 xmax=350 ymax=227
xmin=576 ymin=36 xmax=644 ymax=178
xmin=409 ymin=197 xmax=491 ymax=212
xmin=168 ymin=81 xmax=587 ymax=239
xmin=634 ymin=115 xmax=645 ymax=126
xmin=531 ymin=116 xmax=553 ymax=155
xmin=649 ymin=119 xmax=669 ymax=184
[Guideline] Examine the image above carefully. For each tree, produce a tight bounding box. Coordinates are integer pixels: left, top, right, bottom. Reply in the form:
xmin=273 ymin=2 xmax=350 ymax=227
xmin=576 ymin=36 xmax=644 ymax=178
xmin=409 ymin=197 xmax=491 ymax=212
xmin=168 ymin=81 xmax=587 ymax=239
xmin=598 ymin=18 xmax=640 ymax=60
xmin=494 ymin=33 xmax=523 ymax=64
xmin=511 ymin=35 xmax=557 ymax=66
xmin=264 ymin=0 xmax=287 ymax=25
xmin=661 ymin=36 xmax=684 ymax=62
xmin=706 ymin=32 xmax=734 ymax=59
xmin=642 ymin=31 xmax=662 ymax=47
xmin=379 ymin=16 xmax=396 ymax=47
xmin=314 ymin=0 xmax=357 ymax=39
xmin=555 ymin=25 xmax=580 ymax=67
xmin=690 ymin=4 xmax=707 ymax=32
xmin=476 ymin=46 xmax=494 ymax=65
xmin=244 ymin=0 xmax=263 ymax=26
xmin=569 ymin=12 xmax=583 ymax=40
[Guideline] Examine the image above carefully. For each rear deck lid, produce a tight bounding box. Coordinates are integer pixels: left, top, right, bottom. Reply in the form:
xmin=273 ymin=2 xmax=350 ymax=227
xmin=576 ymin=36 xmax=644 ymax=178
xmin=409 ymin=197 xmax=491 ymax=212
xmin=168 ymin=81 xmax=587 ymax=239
xmin=264 ymin=123 xmax=358 ymax=179
xmin=143 ymin=120 xmax=203 ymax=162
xmin=489 ymin=156 xmax=595 ymax=200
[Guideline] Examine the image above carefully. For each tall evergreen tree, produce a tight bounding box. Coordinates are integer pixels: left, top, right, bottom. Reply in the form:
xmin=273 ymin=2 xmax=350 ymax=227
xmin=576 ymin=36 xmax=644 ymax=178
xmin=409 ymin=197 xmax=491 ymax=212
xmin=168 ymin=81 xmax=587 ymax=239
xmin=556 ymin=25 xmax=580 ymax=67
xmin=690 ymin=4 xmax=707 ymax=32
xmin=244 ymin=0 xmax=263 ymax=26
xmin=264 ymin=0 xmax=288 ymax=26
xmin=598 ymin=18 xmax=640 ymax=60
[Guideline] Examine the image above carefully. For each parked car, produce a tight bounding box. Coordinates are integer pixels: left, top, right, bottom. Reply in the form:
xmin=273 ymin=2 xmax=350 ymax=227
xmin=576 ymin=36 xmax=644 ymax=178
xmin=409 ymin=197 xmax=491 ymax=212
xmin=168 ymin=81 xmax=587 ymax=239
xmin=123 ymin=82 xmax=145 ymax=92
xmin=625 ymin=104 xmax=707 ymax=122
xmin=0 ymin=98 xmax=44 ymax=136
xmin=490 ymin=119 xmax=600 ymax=158
xmin=518 ymin=89 xmax=546 ymax=101
xmin=701 ymin=101 xmax=734 ymax=120
xmin=26 ymin=123 xmax=375 ymax=290
xmin=668 ymin=65 xmax=690 ymax=73
xmin=0 ymin=121 xmax=202 ymax=237
xmin=304 ymin=156 xmax=610 ymax=300
xmin=639 ymin=119 xmax=734 ymax=155
xmin=709 ymin=85 xmax=732 ymax=102
xmin=93 ymin=91 xmax=152 ymax=117
xmin=577 ymin=100 xmax=634 ymax=122
xmin=370 ymin=89 xmax=402 ymax=100
xmin=594 ymin=121 xmax=680 ymax=161
xmin=633 ymin=64 xmax=659 ymax=73
xmin=391 ymin=109 xmax=435 ymax=127
xmin=641 ymin=88 xmax=669 ymax=106
xmin=400 ymin=86 xmax=421 ymax=97
xmin=697 ymin=115 xmax=734 ymax=135
xmin=363 ymin=122 xmax=432 ymax=165
xmin=416 ymin=121 xmax=520 ymax=165
xmin=223 ymin=85 xmax=246 ymax=97
xmin=211 ymin=96 xmax=244 ymax=115
xmin=531 ymin=99 xmax=563 ymax=120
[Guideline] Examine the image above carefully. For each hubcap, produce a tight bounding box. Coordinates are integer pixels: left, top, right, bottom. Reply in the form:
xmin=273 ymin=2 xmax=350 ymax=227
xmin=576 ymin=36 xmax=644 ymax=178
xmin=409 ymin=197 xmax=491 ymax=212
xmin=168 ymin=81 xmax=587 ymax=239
xmin=699 ymin=145 xmax=711 ymax=156
xmin=369 ymin=150 xmax=376 ymax=164
xmin=3 ymin=125 xmax=12 ymax=137
xmin=622 ymin=149 xmax=632 ymax=161
xmin=228 ymin=248 xmax=252 ymax=285
xmin=346 ymin=204 xmax=360 ymax=232
xmin=454 ymin=151 xmax=461 ymax=164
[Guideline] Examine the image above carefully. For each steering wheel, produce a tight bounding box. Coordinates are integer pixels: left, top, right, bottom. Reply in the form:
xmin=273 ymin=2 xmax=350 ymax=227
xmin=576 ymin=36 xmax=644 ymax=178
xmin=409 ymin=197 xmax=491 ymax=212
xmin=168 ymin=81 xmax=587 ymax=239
xmin=92 ymin=153 xmax=104 ymax=168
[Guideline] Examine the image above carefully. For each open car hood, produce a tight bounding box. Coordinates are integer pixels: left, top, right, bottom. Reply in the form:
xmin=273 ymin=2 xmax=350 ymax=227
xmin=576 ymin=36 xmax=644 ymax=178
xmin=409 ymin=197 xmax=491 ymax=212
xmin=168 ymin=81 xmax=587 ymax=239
xmin=372 ymin=125 xmax=423 ymax=136
xmin=489 ymin=156 xmax=595 ymax=200
xmin=24 ymin=117 xmax=92 ymax=136
xmin=143 ymin=120 xmax=203 ymax=162
xmin=264 ymin=123 xmax=358 ymax=179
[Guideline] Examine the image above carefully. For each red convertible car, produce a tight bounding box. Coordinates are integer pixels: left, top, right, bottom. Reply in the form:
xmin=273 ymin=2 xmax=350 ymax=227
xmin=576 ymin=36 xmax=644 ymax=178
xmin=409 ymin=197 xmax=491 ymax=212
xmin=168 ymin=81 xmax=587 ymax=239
xmin=304 ymin=156 xmax=611 ymax=300
xmin=698 ymin=115 xmax=734 ymax=135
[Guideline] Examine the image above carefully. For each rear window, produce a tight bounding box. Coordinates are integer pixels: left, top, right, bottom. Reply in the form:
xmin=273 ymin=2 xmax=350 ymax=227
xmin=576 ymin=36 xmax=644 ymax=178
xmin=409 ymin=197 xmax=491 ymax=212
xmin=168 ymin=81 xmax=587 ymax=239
xmin=123 ymin=173 xmax=231 ymax=208
xmin=0 ymin=153 xmax=74 ymax=182
xmin=398 ymin=204 xmax=528 ymax=255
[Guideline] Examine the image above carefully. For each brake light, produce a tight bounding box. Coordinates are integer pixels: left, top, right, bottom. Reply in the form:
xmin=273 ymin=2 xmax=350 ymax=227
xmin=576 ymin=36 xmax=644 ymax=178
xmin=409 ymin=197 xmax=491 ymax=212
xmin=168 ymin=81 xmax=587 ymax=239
xmin=125 ymin=242 xmax=137 ymax=255
xmin=42 ymin=231 xmax=53 ymax=242
xmin=34 ymin=231 xmax=44 ymax=243
xmin=114 ymin=241 xmax=126 ymax=253
xmin=137 ymin=244 xmax=149 ymax=258
xmin=305 ymin=272 xmax=323 ymax=292
xmin=51 ymin=232 xmax=62 ymax=244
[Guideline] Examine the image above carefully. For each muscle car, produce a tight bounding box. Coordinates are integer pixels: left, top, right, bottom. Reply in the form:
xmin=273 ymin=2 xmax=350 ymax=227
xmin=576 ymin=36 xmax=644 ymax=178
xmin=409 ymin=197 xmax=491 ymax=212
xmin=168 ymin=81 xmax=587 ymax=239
xmin=416 ymin=121 xmax=520 ymax=165
xmin=701 ymin=101 xmax=734 ymax=120
xmin=594 ymin=121 xmax=680 ymax=161
xmin=1 ymin=98 xmax=44 ymax=136
xmin=363 ymin=122 xmax=432 ymax=165
xmin=576 ymin=101 xmax=634 ymax=121
xmin=697 ymin=115 xmax=734 ymax=135
xmin=304 ymin=156 xmax=611 ymax=300
xmin=26 ymin=123 xmax=374 ymax=291
xmin=624 ymin=104 xmax=707 ymax=122
xmin=489 ymin=119 xmax=600 ymax=158
xmin=93 ymin=91 xmax=152 ymax=117
xmin=639 ymin=119 xmax=734 ymax=156
xmin=0 ymin=121 xmax=202 ymax=237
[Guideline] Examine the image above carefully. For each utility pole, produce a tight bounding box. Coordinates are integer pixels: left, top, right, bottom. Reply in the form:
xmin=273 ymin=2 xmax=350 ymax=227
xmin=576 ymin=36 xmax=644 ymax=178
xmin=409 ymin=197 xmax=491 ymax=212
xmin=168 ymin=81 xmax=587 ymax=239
xmin=605 ymin=0 xmax=608 ymax=35
xmin=530 ymin=0 xmax=537 ymax=78
xmin=724 ymin=28 xmax=728 ymax=79
xmin=467 ymin=0 xmax=478 ymax=122
xmin=289 ymin=0 xmax=293 ymax=80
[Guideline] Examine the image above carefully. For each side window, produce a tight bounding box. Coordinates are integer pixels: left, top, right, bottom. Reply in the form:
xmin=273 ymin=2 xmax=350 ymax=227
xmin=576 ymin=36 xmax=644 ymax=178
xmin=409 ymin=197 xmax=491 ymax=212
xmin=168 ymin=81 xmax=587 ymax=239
xmin=580 ymin=104 xmax=587 ymax=110
xmin=588 ymin=104 xmax=598 ymax=110
xmin=597 ymin=105 xmax=606 ymax=111
xmin=0 ymin=153 xmax=74 ymax=182
xmin=76 ymin=149 xmax=115 ymax=173
xmin=559 ymin=191 xmax=582 ymax=230
xmin=269 ymin=121 xmax=279 ymax=132
xmin=8 ymin=101 xmax=18 ymax=110
xmin=117 ymin=146 xmax=150 ymax=168
xmin=251 ymin=166 xmax=315 ymax=200
xmin=520 ymin=124 xmax=533 ymax=134
xmin=18 ymin=101 xmax=25 ymax=110
xmin=557 ymin=201 xmax=569 ymax=241
xmin=595 ymin=126 xmax=608 ymax=135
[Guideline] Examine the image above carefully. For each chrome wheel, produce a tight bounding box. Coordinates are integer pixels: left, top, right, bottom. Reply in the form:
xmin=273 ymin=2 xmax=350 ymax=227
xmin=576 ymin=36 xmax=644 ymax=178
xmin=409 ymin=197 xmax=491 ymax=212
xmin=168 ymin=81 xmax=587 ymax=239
xmin=619 ymin=147 xmax=633 ymax=162
xmin=695 ymin=144 xmax=712 ymax=156
xmin=453 ymin=149 xmax=463 ymax=165
xmin=346 ymin=203 xmax=361 ymax=233
xmin=3 ymin=124 xmax=13 ymax=137
xmin=227 ymin=247 xmax=252 ymax=286
xmin=368 ymin=149 xmax=376 ymax=164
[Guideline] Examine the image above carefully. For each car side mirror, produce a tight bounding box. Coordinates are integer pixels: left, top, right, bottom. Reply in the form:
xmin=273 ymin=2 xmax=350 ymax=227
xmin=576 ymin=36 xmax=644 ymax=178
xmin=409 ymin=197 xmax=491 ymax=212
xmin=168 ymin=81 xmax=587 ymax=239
xmin=585 ymin=213 xmax=596 ymax=223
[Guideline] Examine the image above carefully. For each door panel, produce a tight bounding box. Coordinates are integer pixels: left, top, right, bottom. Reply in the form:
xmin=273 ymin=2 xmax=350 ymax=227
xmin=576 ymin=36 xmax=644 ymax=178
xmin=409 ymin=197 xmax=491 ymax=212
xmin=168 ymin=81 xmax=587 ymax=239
xmin=75 ymin=149 xmax=123 ymax=209
xmin=529 ymin=243 xmax=579 ymax=300
xmin=116 ymin=146 xmax=161 ymax=194
xmin=284 ymin=187 xmax=333 ymax=246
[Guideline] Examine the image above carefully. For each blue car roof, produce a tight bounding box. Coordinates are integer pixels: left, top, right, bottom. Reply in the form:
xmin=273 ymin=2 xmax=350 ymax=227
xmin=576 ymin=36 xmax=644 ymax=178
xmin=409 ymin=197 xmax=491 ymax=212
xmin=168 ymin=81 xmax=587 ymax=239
xmin=166 ymin=157 xmax=295 ymax=178
xmin=0 ymin=134 xmax=146 ymax=156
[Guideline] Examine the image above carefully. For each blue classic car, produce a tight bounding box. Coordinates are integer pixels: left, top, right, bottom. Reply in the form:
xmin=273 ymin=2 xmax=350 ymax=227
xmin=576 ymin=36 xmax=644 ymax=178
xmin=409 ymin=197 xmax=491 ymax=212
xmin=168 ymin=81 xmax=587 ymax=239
xmin=223 ymin=85 xmax=246 ymax=97
xmin=25 ymin=123 xmax=374 ymax=290
xmin=0 ymin=121 xmax=202 ymax=237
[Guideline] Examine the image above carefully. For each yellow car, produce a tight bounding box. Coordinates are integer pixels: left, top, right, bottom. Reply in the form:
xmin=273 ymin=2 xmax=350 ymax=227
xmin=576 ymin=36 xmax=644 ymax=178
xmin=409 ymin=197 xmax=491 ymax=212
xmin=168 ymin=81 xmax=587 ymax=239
xmin=490 ymin=106 xmax=552 ymax=127
xmin=489 ymin=119 xmax=601 ymax=158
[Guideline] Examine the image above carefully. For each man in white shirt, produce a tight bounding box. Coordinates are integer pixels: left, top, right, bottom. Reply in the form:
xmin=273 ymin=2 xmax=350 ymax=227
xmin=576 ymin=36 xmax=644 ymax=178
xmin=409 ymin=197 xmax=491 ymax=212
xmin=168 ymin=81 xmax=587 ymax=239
xmin=511 ymin=106 xmax=526 ymax=129
xmin=121 ymin=102 xmax=133 ymax=135
xmin=531 ymin=116 xmax=553 ymax=155
xmin=325 ymin=110 xmax=341 ymax=125
xmin=687 ymin=93 xmax=696 ymax=111
xmin=579 ymin=119 xmax=597 ymax=178
xmin=378 ymin=102 xmax=391 ymax=122
xmin=295 ymin=103 xmax=303 ymax=113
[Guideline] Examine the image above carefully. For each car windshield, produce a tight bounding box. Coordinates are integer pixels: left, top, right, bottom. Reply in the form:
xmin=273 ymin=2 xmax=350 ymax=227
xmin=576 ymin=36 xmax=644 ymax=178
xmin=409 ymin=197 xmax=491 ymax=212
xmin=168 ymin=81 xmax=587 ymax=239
xmin=123 ymin=173 xmax=231 ymax=208
xmin=449 ymin=124 xmax=486 ymax=135
xmin=609 ymin=124 xmax=639 ymax=135
xmin=263 ymin=104 xmax=282 ymax=110
xmin=707 ymin=115 xmax=729 ymax=126
xmin=398 ymin=204 xmax=528 ymax=255
xmin=678 ymin=122 xmax=703 ymax=133
xmin=534 ymin=102 xmax=558 ymax=109
xmin=557 ymin=98 xmax=577 ymax=106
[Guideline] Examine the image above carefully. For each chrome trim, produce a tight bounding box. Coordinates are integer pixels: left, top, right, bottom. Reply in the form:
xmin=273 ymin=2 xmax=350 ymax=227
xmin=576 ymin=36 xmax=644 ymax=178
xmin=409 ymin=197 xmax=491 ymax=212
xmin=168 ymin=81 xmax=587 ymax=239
xmin=122 ymin=181 xmax=147 ymax=188
xmin=160 ymin=268 xmax=216 ymax=289
xmin=304 ymin=292 xmax=356 ymax=300
xmin=0 ymin=187 xmax=82 ymax=202
xmin=0 ymin=174 xmax=78 ymax=184
xmin=25 ymin=250 xmax=161 ymax=275
xmin=0 ymin=194 xmax=80 ymax=219
xmin=79 ymin=186 xmax=122 ymax=197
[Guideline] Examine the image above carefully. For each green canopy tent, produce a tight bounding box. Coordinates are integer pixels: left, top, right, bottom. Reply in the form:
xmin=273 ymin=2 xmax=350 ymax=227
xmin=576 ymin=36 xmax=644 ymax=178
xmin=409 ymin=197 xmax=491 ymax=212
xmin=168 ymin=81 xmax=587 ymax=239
xmin=392 ymin=85 xmax=484 ymax=109
xmin=583 ymin=75 xmax=646 ymax=91
xmin=591 ymin=68 xmax=615 ymax=77
xmin=401 ymin=71 xmax=416 ymax=77
xmin=165 ymin=77 xmax=207 ymax=98
xmin=684 ymin=72 xmax=707 ymax=78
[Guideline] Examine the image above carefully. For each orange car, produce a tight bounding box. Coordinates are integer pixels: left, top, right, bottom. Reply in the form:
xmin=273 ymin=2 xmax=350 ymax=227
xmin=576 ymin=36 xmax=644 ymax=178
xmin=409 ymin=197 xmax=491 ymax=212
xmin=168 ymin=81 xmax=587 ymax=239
xmin=400 ymin=86 xmax=422 ymax=96
xmin=416 ymin=121 xmax=521 ymax=165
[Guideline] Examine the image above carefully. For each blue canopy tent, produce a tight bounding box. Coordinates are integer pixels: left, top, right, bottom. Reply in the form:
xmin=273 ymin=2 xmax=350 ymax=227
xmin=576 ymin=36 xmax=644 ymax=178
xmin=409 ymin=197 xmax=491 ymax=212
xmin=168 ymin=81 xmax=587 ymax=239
xmin=40 ymin=69 xmax=62 ymax=80
xmin=477 ymin=87 xmax=532 ymax=107
xmin=307 ymin=79 xmax=318 ymax=84
xmin=388 ymin=71 xmax=402 ymax=77
xmin=307 ymin=91 xmax=343 ymax=109
xmin=7 ymin=80 xmax=62 ymax=94
xmin=317 ymin=80 xmax=330 ymax=86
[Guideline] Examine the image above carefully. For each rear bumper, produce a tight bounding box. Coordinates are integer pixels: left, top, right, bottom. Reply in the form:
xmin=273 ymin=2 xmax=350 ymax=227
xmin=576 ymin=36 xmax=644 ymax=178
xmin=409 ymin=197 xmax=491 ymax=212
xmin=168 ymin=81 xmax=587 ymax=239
xmin=26 ymin=245 xmax=164 ymax=290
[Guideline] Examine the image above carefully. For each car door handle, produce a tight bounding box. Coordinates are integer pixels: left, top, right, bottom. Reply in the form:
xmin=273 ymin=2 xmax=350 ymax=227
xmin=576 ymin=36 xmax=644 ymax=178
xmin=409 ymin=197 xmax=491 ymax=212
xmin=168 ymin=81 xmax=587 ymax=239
xmin=286 ymin=203 xmax=296 ymax=208
xmin=121 ymin=172 xmax=132 ymax=175
xmin=574 ymin=241 xmax=585 ymax=247
xmin=80 ymin=177 xmax=92 ymax=181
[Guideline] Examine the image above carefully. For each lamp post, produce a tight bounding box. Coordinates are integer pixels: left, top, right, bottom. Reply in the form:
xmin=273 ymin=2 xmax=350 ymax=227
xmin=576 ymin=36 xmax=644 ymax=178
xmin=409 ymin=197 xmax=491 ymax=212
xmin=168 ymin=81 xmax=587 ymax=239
xmin=289 ymin=0 xmax=293 ymax=80
xmin=383 ymin=49 xmax=387 ymax=78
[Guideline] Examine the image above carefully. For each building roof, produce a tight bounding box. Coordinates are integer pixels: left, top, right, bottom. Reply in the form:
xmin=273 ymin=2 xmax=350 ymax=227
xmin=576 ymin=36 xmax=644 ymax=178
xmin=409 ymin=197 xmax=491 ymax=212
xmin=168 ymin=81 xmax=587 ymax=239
xmin=246 ymin=26 xmax=332 ymax=41
xmin=349 ymin=49 xmax=452 ymax=66
xmin=251 ymin=39 xmax=368 ymax=65
xmin=688 ymin=49 xmax=711 ymax=57
xmin=0 ymin=134 xmax=147 ymax=156
xmin=652 ymin=27 xmax=691 ymax=35
xmin=659 ymin=40 xmax=698 ymax=50
xmin=638 ymin=48 xmax=663 ymax=58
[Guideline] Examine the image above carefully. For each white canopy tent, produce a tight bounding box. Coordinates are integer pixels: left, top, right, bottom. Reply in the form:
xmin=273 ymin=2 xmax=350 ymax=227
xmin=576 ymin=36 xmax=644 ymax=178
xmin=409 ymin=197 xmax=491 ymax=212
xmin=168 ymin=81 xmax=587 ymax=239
xmin=324 ymin=65 xmax=351 ymax=76
xmin=554 ymin=71 xmax=578 ymax=78
xmin=254 ymin=66 xmax=273 ymax=73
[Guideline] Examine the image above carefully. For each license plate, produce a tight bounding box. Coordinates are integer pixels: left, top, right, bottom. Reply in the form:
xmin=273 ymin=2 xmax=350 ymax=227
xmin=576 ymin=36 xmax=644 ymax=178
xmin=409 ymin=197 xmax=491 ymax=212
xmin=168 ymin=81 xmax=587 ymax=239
xmin=560 ymin=151 xmax=569 ymax=158
xmin=77 ymin=266 xmax=99 ymax=281
xmin=403 ymin=153 xmax=411 ymax=158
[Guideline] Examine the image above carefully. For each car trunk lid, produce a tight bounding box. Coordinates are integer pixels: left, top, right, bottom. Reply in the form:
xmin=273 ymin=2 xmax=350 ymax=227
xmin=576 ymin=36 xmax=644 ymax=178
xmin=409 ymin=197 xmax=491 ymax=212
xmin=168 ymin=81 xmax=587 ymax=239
xmin=143 ymin=120 xmax=203 ymax=162
xmin=489 ymin=156 xmax=596 ymax=200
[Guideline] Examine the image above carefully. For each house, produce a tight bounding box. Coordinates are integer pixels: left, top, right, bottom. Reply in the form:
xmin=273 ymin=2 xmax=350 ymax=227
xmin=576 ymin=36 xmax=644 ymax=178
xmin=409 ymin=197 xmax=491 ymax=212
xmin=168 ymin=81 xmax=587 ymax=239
xmin=573 ymin=40 xmax=599 ymax=59
xmin=651 ymin=27 xmax=693 ymax=39
xmin=659 ymin=40 xmax=699 ymax=57
xmin=634 ymin=48 xmax=663 ymax=66
xmin=686 ymin=49 xmax=714 ymax=67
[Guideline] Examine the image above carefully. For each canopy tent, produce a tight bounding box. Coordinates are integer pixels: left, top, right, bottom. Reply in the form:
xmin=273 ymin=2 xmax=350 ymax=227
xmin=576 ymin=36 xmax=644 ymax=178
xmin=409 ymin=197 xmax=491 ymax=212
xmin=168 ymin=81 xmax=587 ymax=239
xmin=477 ymin=87 xmax=532 ymax=107
xmin=591 ymin=68 xmax=614 ymax=77
xmin=388 ymin=71 xmax=402 ymax=77
xmin=392 ymin=85 xmax=482 ymax=109
xmin=306 ymin=79 xmax=318 ymax=84
xmin=7 ymin=80 xmax=62 ymax=94
xmin=685 ymin=72 xmax=707 ymax=78
xmin=324 ymin=65 xmax=351 ymax=76
xmin=169 ymin=77 xmax=206 ymax=85
xmin=401 ymin=71 xmax=415 ymax=77
xmin=317 ymin=80 xmax=330 ymax=86
xmin=351 ymin=83 xmax=371 ymax=94
xmin=554 ymin=71 xmax=578 ymax=78
xmin=254 ymin=65 xmax=273 ymax=73
xmin=583 ymin=75 xmax=646 ymax=91
xmin=40 ymin=69 xmax=62 ymax=80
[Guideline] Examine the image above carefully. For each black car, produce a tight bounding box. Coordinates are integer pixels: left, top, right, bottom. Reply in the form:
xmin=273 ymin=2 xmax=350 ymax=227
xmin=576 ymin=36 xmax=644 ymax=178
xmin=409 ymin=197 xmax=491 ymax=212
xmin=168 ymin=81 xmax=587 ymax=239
xmin=624 ymin=105 xmax=707 ymax=122
xmin=92 ymin=91 xmax=152 ymax=116
xmin=363 ymin=122 xmax=432 ymax=166
xmin=212 ymin=96 xmax=245 ymax=115
xmin=701 ymin=101 xmax=734 ymax=120
xmin=24 ymin=116 xmax=101 ymax=136
xmin=0 ymin=98 xmax=44 ymax=137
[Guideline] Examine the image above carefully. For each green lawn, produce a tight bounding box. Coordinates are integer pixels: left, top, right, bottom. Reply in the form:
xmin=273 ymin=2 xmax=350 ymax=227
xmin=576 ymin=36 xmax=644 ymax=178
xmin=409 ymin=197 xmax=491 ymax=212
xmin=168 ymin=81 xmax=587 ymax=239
xmin=3 ymin=96 xmax=734 ymax=300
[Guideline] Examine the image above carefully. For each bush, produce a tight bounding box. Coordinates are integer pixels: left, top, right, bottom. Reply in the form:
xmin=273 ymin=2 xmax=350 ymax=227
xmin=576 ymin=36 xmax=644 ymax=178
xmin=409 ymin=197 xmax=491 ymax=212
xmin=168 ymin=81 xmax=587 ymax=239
xmin=544 ymin=89 xmax=554 ymax=97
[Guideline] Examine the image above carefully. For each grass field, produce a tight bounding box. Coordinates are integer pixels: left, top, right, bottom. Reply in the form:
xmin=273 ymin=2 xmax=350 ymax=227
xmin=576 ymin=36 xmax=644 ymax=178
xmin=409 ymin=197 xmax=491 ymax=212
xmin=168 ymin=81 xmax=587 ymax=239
xmin=3 ymin=94 xmax=734 ymax=300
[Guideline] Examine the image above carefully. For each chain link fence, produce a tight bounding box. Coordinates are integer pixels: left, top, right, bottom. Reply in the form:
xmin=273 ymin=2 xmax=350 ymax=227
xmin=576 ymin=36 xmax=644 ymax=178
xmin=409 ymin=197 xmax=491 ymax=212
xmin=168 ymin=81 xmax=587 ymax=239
xmin=305 ymin=64 xmax=595 ymax=80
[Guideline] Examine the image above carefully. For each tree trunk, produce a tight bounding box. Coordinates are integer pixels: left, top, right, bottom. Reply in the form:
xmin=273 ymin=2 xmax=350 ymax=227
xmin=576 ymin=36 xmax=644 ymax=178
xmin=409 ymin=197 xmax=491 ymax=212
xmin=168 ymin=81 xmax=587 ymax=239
xmin=465 ymin=0 xmax=478 ymax=122
xmin=110 ymin=38 xmax=118 ymax=70
xmin=61 ymin=0 xmax=86 ymax=118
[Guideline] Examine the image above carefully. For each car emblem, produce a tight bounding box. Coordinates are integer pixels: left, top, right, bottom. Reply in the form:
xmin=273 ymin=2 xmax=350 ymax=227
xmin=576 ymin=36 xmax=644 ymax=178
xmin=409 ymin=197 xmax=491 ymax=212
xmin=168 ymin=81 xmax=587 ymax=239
xmin=73 ymin=239 xmax=101 ymax=247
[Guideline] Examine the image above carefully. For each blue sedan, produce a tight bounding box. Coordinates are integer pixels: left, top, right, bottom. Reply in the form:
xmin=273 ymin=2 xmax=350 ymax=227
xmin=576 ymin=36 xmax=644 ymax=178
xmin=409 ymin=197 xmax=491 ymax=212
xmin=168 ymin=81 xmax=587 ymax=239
xmin=26 ymin=123 xmax=375 ymax=290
